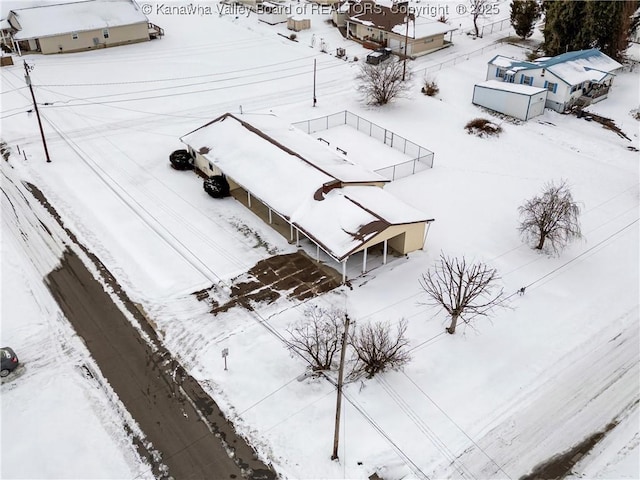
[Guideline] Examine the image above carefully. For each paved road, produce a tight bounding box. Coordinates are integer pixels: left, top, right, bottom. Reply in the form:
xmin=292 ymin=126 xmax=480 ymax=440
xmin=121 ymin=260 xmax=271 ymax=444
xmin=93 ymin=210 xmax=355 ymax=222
xmin=25 ymin=182 xmax=274 ymax=480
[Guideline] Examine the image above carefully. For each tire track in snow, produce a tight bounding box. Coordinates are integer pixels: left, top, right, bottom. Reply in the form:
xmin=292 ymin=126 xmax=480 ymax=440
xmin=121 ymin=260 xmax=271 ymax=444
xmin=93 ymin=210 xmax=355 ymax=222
xmin=455 ymin=309 xmax=639 ymax=479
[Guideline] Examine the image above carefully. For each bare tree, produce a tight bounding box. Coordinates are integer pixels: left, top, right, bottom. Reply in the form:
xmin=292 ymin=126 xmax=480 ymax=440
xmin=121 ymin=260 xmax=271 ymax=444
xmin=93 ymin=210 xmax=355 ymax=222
xmin=420 ymin=254 xmax=506 ymax=335
xmin=469 ymin=0 xmax=494 ymax=37
xmin=356 ymin=59 xmax=412 ymax=106
xmin=286 ymin=306 xmax=345 ymax=371
xmin=518 ymin=179 xmax=582 ymax=253
xmin=348 ymin=319 xmax=411 ymax=379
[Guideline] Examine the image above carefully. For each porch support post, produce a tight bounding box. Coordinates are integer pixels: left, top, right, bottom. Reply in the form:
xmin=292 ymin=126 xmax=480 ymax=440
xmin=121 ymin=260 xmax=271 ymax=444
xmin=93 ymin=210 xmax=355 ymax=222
xmin=362 ymin=247 xmax=368 ymax=273
xmin=296 ymin=228 xmax=300 ymax=247
xmin=316 ymin=244 xmax=320 ymax=262
xmin=423 ymin=220 xmax=434 ymax=248
xmin=383 ymin=239 xmax=388 ymax=265
xmin=341 ymin=258 xmax=347 ymax=284
xmin=247 ymin=191 xmax=252 ymax=208
xmin=290 ymin=223 xmax=294 ymax=241
xmin=268 ymin=208 xmax=272 ymax=224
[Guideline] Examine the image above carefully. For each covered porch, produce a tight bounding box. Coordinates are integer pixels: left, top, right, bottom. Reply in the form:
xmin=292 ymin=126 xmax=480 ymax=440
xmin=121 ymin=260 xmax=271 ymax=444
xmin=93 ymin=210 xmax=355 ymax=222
xmin=230 ymin=183 xmax=431 ymax=283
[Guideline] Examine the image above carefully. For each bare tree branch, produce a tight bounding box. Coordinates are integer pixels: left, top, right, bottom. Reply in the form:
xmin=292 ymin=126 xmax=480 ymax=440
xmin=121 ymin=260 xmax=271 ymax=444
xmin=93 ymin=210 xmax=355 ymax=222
xmin=348 ymin=319 xmax=411 ymax=379
xmin=420 ymin=253 xmax=506 ymax=334
xmin=356 ymin=58 xmax=412 ymax=106
xmin=286 ymin=306 xmax=345 ymax=371
xmin=518 ymin=179 xmax=582 ymax=254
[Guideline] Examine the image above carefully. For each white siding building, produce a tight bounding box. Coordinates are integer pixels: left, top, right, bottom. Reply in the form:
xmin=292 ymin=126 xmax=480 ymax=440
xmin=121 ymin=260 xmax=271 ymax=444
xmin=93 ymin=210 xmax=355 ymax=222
xmin=484 ymin=49 xmax=622 ymax=112
xmin=473 ymin=80 xmax=547 ymax=121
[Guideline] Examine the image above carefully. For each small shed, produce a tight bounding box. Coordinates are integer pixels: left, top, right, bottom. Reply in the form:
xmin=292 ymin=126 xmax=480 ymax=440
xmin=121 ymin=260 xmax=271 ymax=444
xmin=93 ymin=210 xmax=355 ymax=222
xmin=287 ymin=16 xmax=310 ymax=32
xmin=258 ymin=2 xmax=288 ymax=25
xmin=472 ymin=80 xmax=547 ymax=121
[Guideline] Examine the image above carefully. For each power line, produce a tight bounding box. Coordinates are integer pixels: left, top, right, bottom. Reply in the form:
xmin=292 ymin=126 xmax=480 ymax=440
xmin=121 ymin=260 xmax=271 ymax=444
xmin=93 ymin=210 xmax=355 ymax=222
xmin=37 ymin=61 xmax=350 ymax=107
xmin=400 ymin=372 xmax=512 ymax=479
xmin=377 ymin=376 xmax=476 ymax=479
xmin=36 ymin=54 xmax=326 ymax=87
xmin=0 ymin=110 xmax=32 ymax=119
xmin=523 ymin=217 xmax=638 ymax=291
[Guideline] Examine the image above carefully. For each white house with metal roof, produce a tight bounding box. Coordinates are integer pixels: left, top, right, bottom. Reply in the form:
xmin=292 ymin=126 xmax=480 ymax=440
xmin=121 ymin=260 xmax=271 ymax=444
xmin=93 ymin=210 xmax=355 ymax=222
xmin=180 ymin=113 xmax=434 ymax=282
xmin=483 ymin=49 xmax=622 ymax=113
xmin=7 ymin=0 xmax=162 ymax=55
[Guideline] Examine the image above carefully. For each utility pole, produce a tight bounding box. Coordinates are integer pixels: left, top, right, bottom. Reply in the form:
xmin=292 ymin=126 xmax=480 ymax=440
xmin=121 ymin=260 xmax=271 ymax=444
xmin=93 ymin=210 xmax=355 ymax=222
xmin=402 ymin=10 xmax=410 ymax=81
xmin=23 ymin=60 xmax=51 ymax=163
xmin=313 ymin=58 xmax=317 ymax=107
xmin=331 ymin=313 xmax=350 ymax=461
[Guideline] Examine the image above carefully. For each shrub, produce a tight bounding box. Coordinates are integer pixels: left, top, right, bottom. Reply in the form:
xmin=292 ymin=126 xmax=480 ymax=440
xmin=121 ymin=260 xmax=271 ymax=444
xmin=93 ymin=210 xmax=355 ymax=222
xmin=286 ymin=306 xmax=345 ymax=372
xmin=169 ymin=149 xmax=194 ymax=170
xmin=421 ymin=78 xmax=439 ymax=96
xmin=348 ymin=319 xmax=411 ymax=379
xmin=289 ymin=33 xmax=297 ymax=41
xmin=465 ymin=118 xmax=503 ymax=137
xmin=204 ymin=175 xmax=230 ymax=198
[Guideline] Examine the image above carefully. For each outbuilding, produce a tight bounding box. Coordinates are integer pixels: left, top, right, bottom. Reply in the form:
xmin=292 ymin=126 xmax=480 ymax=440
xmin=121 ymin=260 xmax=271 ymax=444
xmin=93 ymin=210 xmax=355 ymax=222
xmin=287 ymin=16 xmax=311 ymax=32
xmin=257 ymin=2 xmax=288 ymax=25
xmin=472 ymin=80 xmax=547 ymax=121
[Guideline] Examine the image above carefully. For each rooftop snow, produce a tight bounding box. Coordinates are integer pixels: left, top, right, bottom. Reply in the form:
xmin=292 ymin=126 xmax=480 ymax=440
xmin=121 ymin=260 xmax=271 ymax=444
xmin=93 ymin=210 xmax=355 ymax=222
xmin=544 ymin=50 xmax=623 ymax=85
xmin=181 ymin=113 xmax=428 ymax=260
xmin=489 ymin=49 xmax=623 ymax=86
xmin=10 ymin=0 xmax=148 ymax=40
xmin=488 ymin=55 xmax=536 ymax=70
xmin=391 ymin=19 xmax=456 ymax=38
xmin=476 ymin=80 xmax=547 ymax=96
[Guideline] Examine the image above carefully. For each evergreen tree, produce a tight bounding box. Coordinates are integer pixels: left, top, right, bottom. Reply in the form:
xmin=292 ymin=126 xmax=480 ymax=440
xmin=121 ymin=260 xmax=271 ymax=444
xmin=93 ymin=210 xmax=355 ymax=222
xmin=543 ymin=0 xmax=639 ymax=60
xmin=586 ymin=1 xmax=625 ymax=59
xmin=542 ymin=0 xmax=589 ymax=56
xmin=511 ymin=0 xmax=541 ymax=40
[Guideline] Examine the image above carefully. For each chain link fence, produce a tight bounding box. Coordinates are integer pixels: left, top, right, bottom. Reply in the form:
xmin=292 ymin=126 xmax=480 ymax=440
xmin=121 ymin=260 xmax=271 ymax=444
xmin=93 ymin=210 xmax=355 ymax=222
xmin=293 ymin=111 xmax=434 ymax=181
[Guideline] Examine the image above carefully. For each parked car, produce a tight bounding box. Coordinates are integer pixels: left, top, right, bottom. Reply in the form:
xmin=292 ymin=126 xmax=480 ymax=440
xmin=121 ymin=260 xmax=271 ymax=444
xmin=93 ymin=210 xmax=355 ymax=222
xmin=366 ymin=47 xmax=392 ymax=65
xmin=1 ymin=347 xmax=19 ymax=377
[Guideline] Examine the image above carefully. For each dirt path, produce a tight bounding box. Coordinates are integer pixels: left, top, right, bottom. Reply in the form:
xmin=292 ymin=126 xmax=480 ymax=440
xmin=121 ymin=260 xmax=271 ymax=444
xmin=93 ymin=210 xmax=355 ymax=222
xmin=24 ymin=182 xmax=274 ymax=479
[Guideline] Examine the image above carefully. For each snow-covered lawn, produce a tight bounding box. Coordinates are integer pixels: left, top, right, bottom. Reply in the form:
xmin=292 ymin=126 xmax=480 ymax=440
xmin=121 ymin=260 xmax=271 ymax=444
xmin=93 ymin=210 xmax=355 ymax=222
xmin=1 ymin=1 xmax=638 ymax=478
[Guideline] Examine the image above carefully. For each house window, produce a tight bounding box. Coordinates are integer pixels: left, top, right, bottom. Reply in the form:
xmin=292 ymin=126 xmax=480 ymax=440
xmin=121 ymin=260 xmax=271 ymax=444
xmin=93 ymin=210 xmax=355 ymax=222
xmin=424 ymin=37 xmax=434 ymax=43
xmin=496 ymin=68 xmax=506 ymax=78
xmin=71 ymin=32 xmax=78 ymax=40
xmin=521 ymin=75 xmax=533 ymax=86
xmin=505 ymin=73 xmax=515 ymax=83
xmin=102 ymin=28 xmax=109 ymax=39
xmin=545 ymin=81 xmax=558 ymax=94
xmin=571 ymin=82 xmax=583 ymax=93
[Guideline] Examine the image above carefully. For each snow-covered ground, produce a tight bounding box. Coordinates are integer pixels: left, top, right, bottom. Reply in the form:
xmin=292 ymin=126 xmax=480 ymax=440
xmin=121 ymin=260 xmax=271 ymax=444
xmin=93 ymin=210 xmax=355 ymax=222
xmin=1 ymin=1 xmax=638 ymax=478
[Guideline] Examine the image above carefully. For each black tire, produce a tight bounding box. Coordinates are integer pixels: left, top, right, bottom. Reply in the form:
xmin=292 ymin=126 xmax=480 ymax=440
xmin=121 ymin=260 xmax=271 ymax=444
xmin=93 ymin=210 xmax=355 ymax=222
xmin=169 ymin=149 xmax=194 ymax=170
xmin=0 ymin=369 xmax=9 ymax=377
xmin=203 ymin=175 xmax=230 ymax=199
